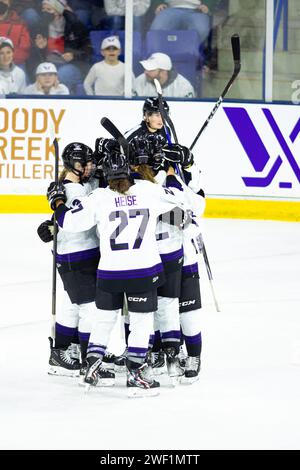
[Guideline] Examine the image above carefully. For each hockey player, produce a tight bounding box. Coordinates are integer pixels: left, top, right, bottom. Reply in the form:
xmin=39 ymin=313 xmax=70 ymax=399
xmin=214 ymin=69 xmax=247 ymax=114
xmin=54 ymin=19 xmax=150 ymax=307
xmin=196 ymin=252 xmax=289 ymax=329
xmin=37 ymin=142 xmax=100 ymax=378
xmin=125 ymin=96 xmax=169 ymax=142
xmin=129 ymin=136 xmax=185 ymax=383
xmin=47 ymin=146 xmax=185 ymax=397
xmin=129 ymin=130 xmax=205 ymax=384
xmin=158 ymin=143 xmax=205 ymax=384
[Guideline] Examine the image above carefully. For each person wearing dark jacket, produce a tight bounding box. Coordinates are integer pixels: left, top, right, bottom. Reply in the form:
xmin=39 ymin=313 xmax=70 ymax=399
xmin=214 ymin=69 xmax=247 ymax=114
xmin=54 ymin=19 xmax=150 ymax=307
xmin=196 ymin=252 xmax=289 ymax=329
xmin=41 ymin=0 xmax=92 ymax=94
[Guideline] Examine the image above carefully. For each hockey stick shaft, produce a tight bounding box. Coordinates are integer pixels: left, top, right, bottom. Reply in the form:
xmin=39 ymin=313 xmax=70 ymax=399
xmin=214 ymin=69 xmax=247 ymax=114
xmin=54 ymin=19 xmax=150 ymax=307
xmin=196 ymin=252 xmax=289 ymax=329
xmin=51 ymin=138 xmax=59 ymax=340
xmin=101 ymin=117 xmax=129 ymax=157
xmin=153 ymin=80 xmax=220 ymax=312
xmin=190 ymin=34 xmax=241 ymax=151
xmin=153 ymin=79 xmax=185 ymax=181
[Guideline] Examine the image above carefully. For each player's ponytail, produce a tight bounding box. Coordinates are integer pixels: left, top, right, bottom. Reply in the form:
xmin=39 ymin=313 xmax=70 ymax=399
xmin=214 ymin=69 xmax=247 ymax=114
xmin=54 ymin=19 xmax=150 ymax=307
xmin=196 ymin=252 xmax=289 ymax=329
xmin=136 ymin=164 xmax=156 ymax=183
xmin=109 ymin=178 xmax=131 ymax=195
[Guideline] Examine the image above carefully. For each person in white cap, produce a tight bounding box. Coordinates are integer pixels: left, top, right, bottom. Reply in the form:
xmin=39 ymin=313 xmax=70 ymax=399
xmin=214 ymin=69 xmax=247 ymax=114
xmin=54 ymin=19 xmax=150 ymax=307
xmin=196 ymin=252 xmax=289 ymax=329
xmin=0 ymin=36 xmax=26 ymax=95
xmin=24 ymin=61 xmax=69 ymax=95
xmin=133 ymin=52 xmax=195 ymax=98
xmin=83 ymin=35 xmax=133 ymax=96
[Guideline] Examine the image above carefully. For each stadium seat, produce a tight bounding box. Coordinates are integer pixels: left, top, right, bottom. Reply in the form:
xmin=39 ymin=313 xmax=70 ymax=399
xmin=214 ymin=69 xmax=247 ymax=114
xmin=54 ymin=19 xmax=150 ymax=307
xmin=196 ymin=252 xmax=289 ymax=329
xmin=89 ymin=30 xmax=143 ymax=75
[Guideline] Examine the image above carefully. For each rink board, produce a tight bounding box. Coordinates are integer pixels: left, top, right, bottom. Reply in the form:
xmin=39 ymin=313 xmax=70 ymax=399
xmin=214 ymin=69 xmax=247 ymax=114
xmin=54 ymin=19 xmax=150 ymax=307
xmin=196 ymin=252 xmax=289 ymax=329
xmin=0 ymin=98 xmax=299 ymax=220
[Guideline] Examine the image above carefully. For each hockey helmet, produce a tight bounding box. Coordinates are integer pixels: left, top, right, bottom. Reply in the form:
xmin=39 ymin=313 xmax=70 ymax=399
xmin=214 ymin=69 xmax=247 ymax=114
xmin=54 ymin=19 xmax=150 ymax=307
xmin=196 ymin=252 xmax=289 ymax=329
xmin=102 ymin=150 xmax=130 ymax=181
xmin=62 ymin=142 xmax=95 ymax=182
xmin=129 ymin=136 xmax=152 ymax=166
xmin=143 ymin=97 xmax=169 ymax=115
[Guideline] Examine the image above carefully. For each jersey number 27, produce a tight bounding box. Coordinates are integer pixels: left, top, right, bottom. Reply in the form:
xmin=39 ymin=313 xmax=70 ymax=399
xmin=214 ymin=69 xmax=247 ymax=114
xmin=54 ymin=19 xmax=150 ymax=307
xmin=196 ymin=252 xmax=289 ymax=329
xmin=109 ymin=209 xmax=149 ymax=251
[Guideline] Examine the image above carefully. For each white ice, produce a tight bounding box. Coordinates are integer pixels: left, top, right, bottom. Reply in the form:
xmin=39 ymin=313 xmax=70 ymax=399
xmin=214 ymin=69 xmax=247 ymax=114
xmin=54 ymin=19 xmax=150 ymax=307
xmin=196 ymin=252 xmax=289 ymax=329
xmin=1 ymin=214 xmax=300 ymax=450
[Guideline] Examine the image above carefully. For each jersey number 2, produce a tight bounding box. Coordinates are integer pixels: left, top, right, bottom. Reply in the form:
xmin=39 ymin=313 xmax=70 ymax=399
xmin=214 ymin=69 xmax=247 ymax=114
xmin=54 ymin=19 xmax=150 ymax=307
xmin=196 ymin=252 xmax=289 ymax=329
xmin=109 ymin=209 xmax=149 ymax=251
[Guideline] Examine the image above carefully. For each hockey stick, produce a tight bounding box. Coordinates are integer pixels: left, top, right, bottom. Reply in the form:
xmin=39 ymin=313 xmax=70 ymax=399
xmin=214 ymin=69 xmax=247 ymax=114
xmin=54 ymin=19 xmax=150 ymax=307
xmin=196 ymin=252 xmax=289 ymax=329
xmin=51 ymin=137 xmax=59 ymax=341
xmin=189 ymin=34 xmax=241 ymax=151
xmin=100 ymin=117 xmax=129 ymax=158
xmin=153 ymin=79 xmax=220 ymax=312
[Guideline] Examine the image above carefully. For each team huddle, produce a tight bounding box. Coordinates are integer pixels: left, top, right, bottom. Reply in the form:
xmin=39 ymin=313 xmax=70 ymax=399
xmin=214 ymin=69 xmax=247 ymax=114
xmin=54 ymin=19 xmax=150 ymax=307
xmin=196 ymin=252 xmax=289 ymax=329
xmin=38 ymin=97 xmax=205 ymax=398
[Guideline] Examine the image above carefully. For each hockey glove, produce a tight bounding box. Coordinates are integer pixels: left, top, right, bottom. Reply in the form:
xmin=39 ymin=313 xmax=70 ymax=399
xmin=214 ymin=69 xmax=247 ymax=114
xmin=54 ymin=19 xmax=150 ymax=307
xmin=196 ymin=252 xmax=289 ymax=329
xmin=147 ymin=133 xmax=167 ymax=155
xmin=37 ymin=220 xmax=55 ymax=243
xmin=152 ymin=154 xmax=170 ymax=172
xmin=163 ymin=144 xmax=194 ymax=168
xmin=129 ymin=136 xmax=151 ymax=165
xmin=47 ymin=182 xmax=66 ymax=211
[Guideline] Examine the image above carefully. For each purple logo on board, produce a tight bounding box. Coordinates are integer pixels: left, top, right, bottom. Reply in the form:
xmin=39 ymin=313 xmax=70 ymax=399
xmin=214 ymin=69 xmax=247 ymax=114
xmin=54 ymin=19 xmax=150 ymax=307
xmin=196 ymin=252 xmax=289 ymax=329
xmin=223 ymin=107 xmax=300 ymax=188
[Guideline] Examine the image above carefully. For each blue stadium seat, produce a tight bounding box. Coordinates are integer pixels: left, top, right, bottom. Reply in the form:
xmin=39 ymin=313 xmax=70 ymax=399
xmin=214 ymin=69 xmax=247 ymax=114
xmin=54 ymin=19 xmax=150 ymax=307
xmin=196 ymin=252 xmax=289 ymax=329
xmin=144 ymin=30 xmax=202 ymax=90
xmin=89 ymin=30 xmax=143 ymax=75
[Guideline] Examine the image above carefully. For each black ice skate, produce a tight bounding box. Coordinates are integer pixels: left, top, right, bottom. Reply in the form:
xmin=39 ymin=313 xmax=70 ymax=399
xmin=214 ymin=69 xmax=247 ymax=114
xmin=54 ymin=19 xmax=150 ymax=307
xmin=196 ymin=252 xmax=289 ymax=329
xmin=84 ymin=355 xmax=115 ymax=390
xmin=102 ymin=350 xmax=116 ymax=370
xmin=114 ymin=346 xmax=128 ymax=373
xmin=165 ymin=347 xmax=185 ymax=386
xmin=127 ymin=362 xmax=160 ymax=398
xmin=181 ymin=356 xmax=201 ymax=384
xmin=48 ymin=337 xmax=81 ymax=378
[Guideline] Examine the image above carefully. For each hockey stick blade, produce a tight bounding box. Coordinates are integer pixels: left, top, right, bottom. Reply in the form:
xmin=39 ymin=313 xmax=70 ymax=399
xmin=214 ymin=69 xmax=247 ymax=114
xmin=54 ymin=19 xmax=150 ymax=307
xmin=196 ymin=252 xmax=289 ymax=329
xmin=154 ymin=78 xmax=162 ymax=95
xmin=100 ymin=117 xmax=129 ymax=155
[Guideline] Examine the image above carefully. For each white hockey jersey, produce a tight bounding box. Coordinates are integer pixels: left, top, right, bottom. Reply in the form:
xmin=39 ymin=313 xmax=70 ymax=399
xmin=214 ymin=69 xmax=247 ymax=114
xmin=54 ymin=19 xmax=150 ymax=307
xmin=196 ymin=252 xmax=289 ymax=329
xmin=56 ymin=180 xmax=99 ymax=265
xmin=56 ymin=180 xmax=184 ymax=292
xmin=178 ymin=176 xmax=205 ymax=275
xmin=154 ymin=174 xmax=184 ymax=272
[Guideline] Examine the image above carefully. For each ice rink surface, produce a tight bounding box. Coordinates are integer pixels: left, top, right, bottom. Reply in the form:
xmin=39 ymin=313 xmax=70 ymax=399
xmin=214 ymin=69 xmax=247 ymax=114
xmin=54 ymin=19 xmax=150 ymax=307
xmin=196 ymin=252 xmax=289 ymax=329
xmin=1 ymin=214 xmax=300 ymax=450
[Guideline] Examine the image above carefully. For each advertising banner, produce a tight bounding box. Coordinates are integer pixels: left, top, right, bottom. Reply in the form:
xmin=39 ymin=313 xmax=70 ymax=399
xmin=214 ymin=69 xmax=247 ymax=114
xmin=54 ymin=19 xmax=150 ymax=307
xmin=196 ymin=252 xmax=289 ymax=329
xmin=0 ymin=98 xmax=299 ymax=217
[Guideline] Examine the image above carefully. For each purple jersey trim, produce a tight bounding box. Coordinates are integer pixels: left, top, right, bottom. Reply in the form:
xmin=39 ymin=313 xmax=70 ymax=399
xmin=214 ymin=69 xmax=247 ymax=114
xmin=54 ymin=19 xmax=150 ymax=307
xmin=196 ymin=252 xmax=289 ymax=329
xmin=97 ymin=263 xmax=163 ymax=280
xmin=56 ymin=247 xmax=99 ymax=263
xmin=182 ymin=263 xmax=198 ymax=275
xmin=160 ymin=247 xmax=183 ymax=263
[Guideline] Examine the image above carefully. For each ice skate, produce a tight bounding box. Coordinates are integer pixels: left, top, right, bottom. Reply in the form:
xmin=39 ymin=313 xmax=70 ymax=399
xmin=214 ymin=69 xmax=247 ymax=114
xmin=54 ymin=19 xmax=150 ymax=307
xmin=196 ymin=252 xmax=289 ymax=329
xmin=149 ymin=350 xmax=165 ymax=375
xmin=181 ymin=356 xmax=201 ymax=384
xmin=114 ymin=346 xmax=128 ymax=373
xmin=178 ymin=344 xmax=188 ymax=368
xmin=67 ymin=342 xmax=81 ymax=361
xmin=78 ymin=360 xmax=88 ymax=386
xmin=102 ymin=350 xmax=116 ymax=370
xmin=127 ymin=362 xmax=160 ymax=398
xmin=165 ymin=347 xmax=185 ymax=386
xmin=84 ymin=355 xmax=115 ymax=390
xmin=48 ymin=337 xmax=81 ymax=377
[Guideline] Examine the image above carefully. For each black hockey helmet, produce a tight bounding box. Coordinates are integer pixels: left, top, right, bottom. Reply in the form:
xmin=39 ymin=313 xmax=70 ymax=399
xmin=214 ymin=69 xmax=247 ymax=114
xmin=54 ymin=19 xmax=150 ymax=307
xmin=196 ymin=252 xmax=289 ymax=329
xmin=62 ymin=142 xmax=95 ymax=182
xmin=102 ymin=150 xmax=130 ymax=181
xmin=143 ymin=97 xmax=169 ymax=115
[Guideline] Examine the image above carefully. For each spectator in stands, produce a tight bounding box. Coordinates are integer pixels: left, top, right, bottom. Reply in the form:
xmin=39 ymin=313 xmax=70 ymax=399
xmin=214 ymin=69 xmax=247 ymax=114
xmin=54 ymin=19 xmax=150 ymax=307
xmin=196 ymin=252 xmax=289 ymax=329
xmin=133 ymin=52 xmax=194 ymax=98
xmin=68 ymin=0 xmax=104 ymax=30
xmin=0 ymin=36 xmax=26 ymax=94
xmin=24 ymin=61 xmax=69 ymax=95
xmin=84 ymin=35 xmax=131 ymax=96
xmin=13 ymin=1 xmax=41 ymax=29
xmin=41 ymin=0 xmax=92 ymax=94
xmin=100 ymin=0 xmax=151 ymax=33
xmin=26 ymin=27 xmax=52 ymax=84
xmin=0 ymin=0 xmax=31 ymax=64
xmin=150 ymin=1 xmax=221 ymax=45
